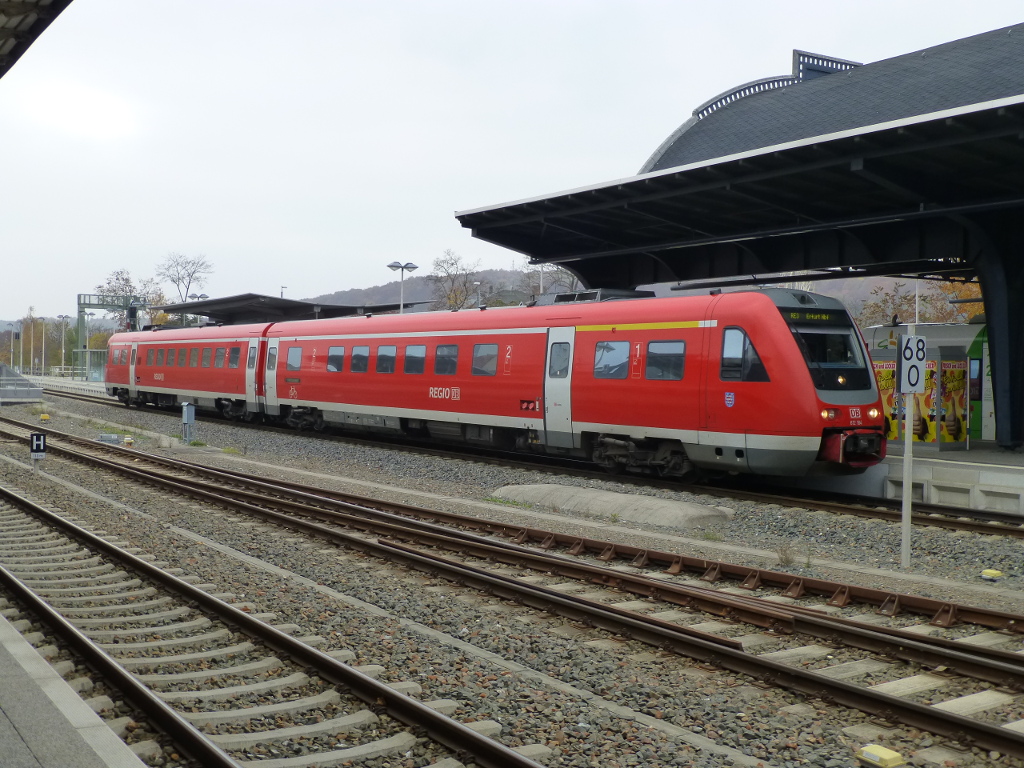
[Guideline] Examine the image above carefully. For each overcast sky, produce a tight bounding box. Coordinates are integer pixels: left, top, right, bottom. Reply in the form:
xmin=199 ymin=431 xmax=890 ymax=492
xmin=2 ymin=1 xmax=1022 ymax=318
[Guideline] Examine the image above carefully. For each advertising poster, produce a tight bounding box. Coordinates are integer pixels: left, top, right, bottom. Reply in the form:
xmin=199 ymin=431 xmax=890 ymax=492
xmin=872 ymin=361 xmax=900 ymax=440
xmin=913 ymin=361 xmax=938 ymax=442
xmin=940 ymin=359 xmax=968 ymax=443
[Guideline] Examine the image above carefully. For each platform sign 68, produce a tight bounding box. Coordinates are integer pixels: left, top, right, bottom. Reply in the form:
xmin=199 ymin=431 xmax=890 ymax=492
xmin=896 ymin=335 xmax=927 ymax=394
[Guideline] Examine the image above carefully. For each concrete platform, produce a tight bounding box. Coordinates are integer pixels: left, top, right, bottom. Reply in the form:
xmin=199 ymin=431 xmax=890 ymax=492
xmin=0 ymin=612 xmax=146 ymax=768
xmin=28 ymin=376 xmax=114 ymax=400
xmin=881 ymin=442 xmax=1024 ymax=513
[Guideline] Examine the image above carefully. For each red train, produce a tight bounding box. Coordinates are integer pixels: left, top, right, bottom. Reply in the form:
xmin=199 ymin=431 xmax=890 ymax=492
xmin=104 ymin=288 xmax=885 ymax=478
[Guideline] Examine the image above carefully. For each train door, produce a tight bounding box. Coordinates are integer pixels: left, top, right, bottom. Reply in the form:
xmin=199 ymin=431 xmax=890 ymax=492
xmin=245 ymin=339 xmax=261 ymax=414
xmin=544 ymin=327 xmax=575 ymax=448
xmin=129 ymin=343 xmax=139 ymax=398
xmin=264 ymin=338 xmax=281 ymax=416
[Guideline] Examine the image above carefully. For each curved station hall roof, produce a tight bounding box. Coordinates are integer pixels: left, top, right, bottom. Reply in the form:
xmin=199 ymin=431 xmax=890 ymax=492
xmin=0 ymin=0 xmax=73 ymax=81
xmin=457 ymin=24 xmax=1024 ymax=291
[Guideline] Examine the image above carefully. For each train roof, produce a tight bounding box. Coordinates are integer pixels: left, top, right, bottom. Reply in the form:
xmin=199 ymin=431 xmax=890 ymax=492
xmin=109 ymin=289 xmax=851 ymax=343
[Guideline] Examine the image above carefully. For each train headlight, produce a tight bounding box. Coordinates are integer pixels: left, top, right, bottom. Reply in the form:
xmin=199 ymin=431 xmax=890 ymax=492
xmin=821 ymin=408 xmax=839 ymax=420
xmin=868 ymin=408 xmax=880 ymax=419
xmin=837 ymin=375 xmax=847 ymax=385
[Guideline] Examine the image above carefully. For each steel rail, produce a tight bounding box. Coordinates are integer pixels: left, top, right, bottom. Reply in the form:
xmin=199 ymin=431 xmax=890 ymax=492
xmin=20 ymin=429 xmax=1024 ymax=643
xmin=13 ymin=429 xmax=1024 ymax=754
xmin=372 ymin=539 xmax=1024 ymax=758
xmin=0 ymin=484 xmax=544 ymax=768
xmin=31 ymin=441 xmax=1024 ymax=688
xmin=15 ymin=407 xmax=1024 ymax=535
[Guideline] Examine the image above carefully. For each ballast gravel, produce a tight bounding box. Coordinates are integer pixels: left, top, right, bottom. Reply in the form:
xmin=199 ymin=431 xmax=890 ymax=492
xmin=2 ymin=399 xmax=1024 ymax=767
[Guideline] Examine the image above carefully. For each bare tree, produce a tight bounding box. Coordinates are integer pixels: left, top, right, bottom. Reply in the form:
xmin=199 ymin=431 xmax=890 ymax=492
xmin=428 ymin=250 xmax=480 ymax=310
xmin=95 ymin=270 xmax=170 ymax=327
xmin=157 ymin=253 xmax=213 ymax=303
xmin=854 ymin=279 xmax=980 ymax=328
xmin=518 ymin=259 xmax=582 ymax=297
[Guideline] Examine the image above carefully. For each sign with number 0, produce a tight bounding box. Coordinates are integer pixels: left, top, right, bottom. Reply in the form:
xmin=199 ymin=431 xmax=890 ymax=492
xmin=897 ymin=335 xmax=926 ymax=394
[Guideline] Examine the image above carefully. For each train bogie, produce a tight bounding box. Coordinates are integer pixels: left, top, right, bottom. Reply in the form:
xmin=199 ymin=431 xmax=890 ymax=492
xmin=105 ymin=289 xmax=885 ymax=478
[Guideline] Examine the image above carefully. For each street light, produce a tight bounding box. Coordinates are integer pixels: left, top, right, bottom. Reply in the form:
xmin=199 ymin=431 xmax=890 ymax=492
xmin=57 ymin=315 xmax=70 ymax=373
xmin=387 ymin=262 xmax=418 ymax=314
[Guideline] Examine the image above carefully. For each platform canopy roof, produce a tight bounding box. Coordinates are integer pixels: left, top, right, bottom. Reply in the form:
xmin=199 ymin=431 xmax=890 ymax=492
xmin=0 ymin=0 xmax=74 ymax=81
xmin=456 ymin=24 xmax=1024 ymax=291
xmin=151 ymin=293 xmax=415 ymax=325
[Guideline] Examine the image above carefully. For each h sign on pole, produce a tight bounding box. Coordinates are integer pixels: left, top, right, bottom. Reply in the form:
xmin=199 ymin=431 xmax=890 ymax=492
xmin=30 ymin=432 xmax=46 ymax=472
xmin=896 ymin=332 xmax=925 ymax=569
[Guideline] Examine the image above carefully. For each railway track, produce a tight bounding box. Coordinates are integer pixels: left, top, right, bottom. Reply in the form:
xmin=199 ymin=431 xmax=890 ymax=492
xmin=0 ymin=486 xmax=545 ymax=767
xmin=33 ymin=390 xmax=1024 ymax=538
xmin=6 ymin=417 xmax=1024 ymax=758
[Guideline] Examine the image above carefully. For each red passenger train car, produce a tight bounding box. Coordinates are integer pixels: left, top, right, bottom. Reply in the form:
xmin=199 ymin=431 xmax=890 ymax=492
xmin=105 ymin=288 xmax=885 ymax=478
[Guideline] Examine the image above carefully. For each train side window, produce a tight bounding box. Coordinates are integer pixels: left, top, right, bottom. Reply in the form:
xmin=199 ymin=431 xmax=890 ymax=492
xmin=228 ymin=347 xmax=241 ymax=369
xmin=646 ymin=340 xmax=685 ymax=380
xmin=721 ymin=328 xmax=769 ymax=382
xmin=146 ymin=348 xmax=154 ymax=366
xmin=266 ymin=347 xmax=277 ymax=371
xmin=327 ymin=346 xmax=345 ymax=372
xmin=247 ymin=346 xmax=258 ymax=369
xmin=215 ymin=348 xmax=226 ymax=368
xmin=178 ymin=349 xmax=187 ymax=367
xmin=166 ymin=349 xmax=176 ymax=366
xmin=286 ymin=346 xmax=302 ymax=371
xmin=472 ymin=344 xmax=498 ymax=376
xmin=593 ymin=341 xmax=629 ymax=379
xmin=187 ymin=349 xmax=196 ymax=367
xmin=112 ymin=349 xmax=120 ymax=365
xmin=201 ymin=348 xmax=212 ymax=368
xmin=376 ymin=345 xmax=397 ymax=373
xmin=435 ymin=344 xmax=458 ymax=375
xmin=548 ymin=342 xmax=570 ymax=378
xmin=351 ymin=346 xmax=369 ymax=373
xmin=404 ymin=345 xmax=426 ymax=374
xmin=156 ymin=349 xmax=165 ymax=366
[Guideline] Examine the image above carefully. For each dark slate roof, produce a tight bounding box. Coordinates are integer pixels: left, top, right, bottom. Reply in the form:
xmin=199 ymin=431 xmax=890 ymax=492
xmin=0 ymin=1 xmax=75 ymax=81
xmin=151 ymin=293 xmax=416 ymax=325
xmin=641 ymin=23 xmax=1024 ymax=173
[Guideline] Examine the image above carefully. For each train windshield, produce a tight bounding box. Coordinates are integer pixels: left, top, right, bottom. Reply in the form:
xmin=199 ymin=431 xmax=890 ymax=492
xmin=789 ymin=324 xmax=872 ymax=390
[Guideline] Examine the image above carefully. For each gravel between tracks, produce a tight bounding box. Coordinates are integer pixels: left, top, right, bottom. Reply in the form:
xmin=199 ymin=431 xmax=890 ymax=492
xmin=3 ymin=398 xmax=1024 ymax=768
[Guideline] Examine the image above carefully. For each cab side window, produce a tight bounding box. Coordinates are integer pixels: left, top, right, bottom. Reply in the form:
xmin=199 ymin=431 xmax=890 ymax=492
xmin=721 ymin=328 xmax=769 ymax=382
xmin=646 ymin=340 xmax=685 ymax=380
xmin=286 ymin=346 xmax=302 ymax=371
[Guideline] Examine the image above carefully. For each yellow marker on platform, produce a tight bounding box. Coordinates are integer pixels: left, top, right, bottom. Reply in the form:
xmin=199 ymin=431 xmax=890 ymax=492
xmin=855 ymin=744 xmax=906 ymax=768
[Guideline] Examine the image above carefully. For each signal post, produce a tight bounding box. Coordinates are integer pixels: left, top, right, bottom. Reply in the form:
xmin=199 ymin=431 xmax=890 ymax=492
xmin=897 ymin=332 xmax=927 ymax=568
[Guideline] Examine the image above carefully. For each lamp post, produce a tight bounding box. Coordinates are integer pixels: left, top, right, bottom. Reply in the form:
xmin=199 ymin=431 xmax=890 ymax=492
xmin=187 ymin=294 xmax=209 ymax=326
xmin=387 ymin=262 xmax=418 ymax=314
xmin=5 ymin=323 xmax=13 ymax=369
xmin=280 ymin=286 xmax=287 ymax=298
xmin=57 ymin=315 xmax=70 ymax=374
